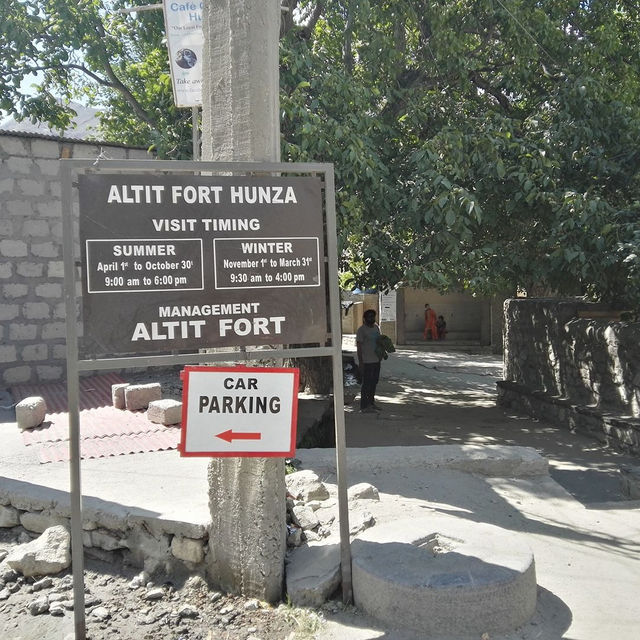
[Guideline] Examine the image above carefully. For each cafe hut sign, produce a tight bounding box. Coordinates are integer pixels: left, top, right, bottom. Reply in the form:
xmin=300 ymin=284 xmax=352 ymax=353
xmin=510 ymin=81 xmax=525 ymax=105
xmin=163 ymin=0 xmax=204 ymax=107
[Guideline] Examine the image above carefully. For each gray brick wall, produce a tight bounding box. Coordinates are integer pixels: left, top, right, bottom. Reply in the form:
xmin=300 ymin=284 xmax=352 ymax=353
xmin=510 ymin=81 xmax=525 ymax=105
xmin=0 ymin=133 xmax=151 ymax=386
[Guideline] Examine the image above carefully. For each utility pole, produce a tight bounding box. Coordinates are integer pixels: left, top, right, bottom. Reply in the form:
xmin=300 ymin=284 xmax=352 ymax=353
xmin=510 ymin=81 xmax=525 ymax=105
xmin=201 ymin=0 xmax=285 ymax=601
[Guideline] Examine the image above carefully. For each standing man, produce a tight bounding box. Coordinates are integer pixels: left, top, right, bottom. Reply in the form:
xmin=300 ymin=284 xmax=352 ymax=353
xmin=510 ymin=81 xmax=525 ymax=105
xmin=357 ymin=309 xmax=382 ymax=413
xmin=424 ymin=303 xmax=437 ymax=340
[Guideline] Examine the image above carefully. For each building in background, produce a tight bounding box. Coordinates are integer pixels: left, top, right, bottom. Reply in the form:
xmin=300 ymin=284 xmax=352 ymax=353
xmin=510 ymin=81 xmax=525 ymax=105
xmin=0 ymin=129 xmax=151 ymax=385
xmin=342 ymin=287 xmax=505 ymax=352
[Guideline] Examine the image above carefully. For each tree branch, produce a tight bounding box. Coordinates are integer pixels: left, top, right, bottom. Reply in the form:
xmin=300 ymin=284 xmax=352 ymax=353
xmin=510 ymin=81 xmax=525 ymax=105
xmin=343 ymin=1 xmax=354 ymax=75
xmin=280 ymin=0 xmax=297 ymax=37
xmin=280 ymin=1 xmax=325 ymax=39
xmin=17 ymin=63 xmax=112 ymax=88
xmin=302 ymin=1 xmax=325 ymax=39
xmin=469 ymin=71 xmax=511 ymax=111
xmin=90 ymin=22 xmax=159 ymax=130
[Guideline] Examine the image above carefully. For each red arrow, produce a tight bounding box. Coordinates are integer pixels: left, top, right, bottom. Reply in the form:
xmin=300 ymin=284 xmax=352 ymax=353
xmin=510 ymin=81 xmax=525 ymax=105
xmin=216 ymin=429 xmax=262 ymax=443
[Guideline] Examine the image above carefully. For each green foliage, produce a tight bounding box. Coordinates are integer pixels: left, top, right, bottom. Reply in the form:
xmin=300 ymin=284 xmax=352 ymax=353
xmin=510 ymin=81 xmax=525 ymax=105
xmin=280 ymin=1 xmax=640 ymax=312
xmin=3 ymin=1 xmax=640 ymax=310
xmin=0 ymin=0 xmax=192 ymax=158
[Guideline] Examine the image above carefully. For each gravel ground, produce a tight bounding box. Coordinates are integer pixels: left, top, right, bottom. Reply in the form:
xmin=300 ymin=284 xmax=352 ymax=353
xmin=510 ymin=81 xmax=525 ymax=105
xmin=0 ymin=529 xmax=328 ymax=640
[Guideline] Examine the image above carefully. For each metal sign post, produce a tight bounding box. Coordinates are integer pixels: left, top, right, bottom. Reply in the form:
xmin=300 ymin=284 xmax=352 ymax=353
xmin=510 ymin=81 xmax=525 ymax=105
xmin=192 ymin=106 xmax=200 ymax=160
xmin=61 ymin=162 xmax=86 ymax=640
xmin=61 ymin=159 xmax=351 ymax=638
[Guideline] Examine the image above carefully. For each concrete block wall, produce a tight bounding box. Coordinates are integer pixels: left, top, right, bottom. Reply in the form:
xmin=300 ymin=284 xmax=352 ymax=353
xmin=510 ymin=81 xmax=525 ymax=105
xmin=402 ymin=287 xmax=497 ymax=344
xmin=0 ymin=132 xmax=151 ymax=386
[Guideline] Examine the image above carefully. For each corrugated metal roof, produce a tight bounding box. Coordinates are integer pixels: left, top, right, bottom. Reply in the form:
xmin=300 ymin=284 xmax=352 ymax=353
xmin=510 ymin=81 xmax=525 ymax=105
xmin=13 ymin=373 xmax=181 ymax=463
xmin=0 ymin=128 xmax=148 ymax=150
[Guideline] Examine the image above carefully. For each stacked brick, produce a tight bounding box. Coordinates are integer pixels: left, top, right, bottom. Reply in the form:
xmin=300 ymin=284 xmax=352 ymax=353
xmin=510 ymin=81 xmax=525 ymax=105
xmin=0 ymin=131 xmax=150 ymax=386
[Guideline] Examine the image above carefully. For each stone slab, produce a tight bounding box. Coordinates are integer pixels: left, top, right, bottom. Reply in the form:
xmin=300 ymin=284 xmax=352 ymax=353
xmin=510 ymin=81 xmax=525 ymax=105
xmin=285 ymin=542 xmax=341 ymax=607
xmin=124 ymin=384 xmax=161 ymax=411
xmin=351 ymin=514 xmax=537 ymax=636
xmin=148 ymin=399 xmax=182 ymax=425
xmin=111 ymin=383 xmax=129 ymax=410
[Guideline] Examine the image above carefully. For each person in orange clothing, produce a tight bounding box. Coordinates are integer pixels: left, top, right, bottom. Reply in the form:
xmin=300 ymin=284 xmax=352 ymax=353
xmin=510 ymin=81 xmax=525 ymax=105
xmin=423 ymin=303 xmax=437 ymax=340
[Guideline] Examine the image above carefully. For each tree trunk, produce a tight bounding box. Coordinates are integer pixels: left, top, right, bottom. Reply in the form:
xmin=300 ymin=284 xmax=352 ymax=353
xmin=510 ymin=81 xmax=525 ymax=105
xmin=201 ymin=0 xmax=285 ymax=603
xmin=293 ymin=355 xmax=333 ymax=394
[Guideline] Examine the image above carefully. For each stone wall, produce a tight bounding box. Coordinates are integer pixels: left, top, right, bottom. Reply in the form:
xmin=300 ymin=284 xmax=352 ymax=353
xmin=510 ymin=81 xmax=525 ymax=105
xmin=0 ymin=131 xmax=151 ymax=386
xmin=0 ymin=485 xmax=208 ymax=580
xmin=498 ymin=298 xmax=640 ymax=453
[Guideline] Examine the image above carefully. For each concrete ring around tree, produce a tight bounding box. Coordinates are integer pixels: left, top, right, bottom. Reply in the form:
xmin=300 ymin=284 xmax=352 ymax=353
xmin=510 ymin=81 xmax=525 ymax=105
xmin=351 ymin=513 xmax=537 ymax=637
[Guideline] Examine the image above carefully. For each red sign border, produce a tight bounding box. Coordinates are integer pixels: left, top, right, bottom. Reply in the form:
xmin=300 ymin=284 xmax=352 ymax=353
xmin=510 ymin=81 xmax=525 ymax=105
xmin=179 ymin=365 xmax=299 ymax=458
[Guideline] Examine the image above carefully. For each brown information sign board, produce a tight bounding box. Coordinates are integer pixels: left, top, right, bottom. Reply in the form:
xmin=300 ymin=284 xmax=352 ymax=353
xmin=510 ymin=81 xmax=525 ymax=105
xmin=78 ymin=174 xmax=327 ymax=355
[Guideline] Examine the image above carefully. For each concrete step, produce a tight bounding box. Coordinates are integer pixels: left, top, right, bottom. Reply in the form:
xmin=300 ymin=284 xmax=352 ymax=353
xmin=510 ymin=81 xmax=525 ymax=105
xmin=403 ymin=340 xmax=484 ymax=348
xmin=406 ymin=331 xmax=482 ymax=342
xmin=344 ymin=333 xmax=486 ymax=350
xmin=351 ymin=514 xmax=537 ymax=637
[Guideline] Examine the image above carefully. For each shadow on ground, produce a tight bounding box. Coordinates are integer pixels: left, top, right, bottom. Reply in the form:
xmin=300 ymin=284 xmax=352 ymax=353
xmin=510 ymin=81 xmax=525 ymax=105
xmin=343 ymin=349 xmax=638 ymax=506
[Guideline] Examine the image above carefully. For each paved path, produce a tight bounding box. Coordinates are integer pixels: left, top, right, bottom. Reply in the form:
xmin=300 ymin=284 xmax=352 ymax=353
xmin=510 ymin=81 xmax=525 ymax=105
xmin=345 ymin=346 xmax=638 ymax=505
xmin=313 ymin=345 xmax=640 ymax=639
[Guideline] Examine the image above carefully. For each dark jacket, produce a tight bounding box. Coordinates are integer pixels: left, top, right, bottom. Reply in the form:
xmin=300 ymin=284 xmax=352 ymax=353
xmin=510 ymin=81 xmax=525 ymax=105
xmin=375 ymin=334 xmax=396 ymax=360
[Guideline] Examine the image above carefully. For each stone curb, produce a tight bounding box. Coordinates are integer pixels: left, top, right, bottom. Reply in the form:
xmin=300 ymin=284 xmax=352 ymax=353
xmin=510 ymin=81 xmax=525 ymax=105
xmin=296 ymin=444 xmax=549 ymax=477
xmin=497 ymin=380 xmax=640 ymax=455
xmin=0 ymin=476 xmax=210 ymax=578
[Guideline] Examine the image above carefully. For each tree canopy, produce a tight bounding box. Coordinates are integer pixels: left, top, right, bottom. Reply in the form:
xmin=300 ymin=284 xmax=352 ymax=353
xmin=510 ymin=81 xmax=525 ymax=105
xmin=0 ymin=0 xmax=191 ymax=157
xmin=3 ymin=0 xmax=640 ymax=310
xmin=280 ymin=1 xmax=640 ymax=311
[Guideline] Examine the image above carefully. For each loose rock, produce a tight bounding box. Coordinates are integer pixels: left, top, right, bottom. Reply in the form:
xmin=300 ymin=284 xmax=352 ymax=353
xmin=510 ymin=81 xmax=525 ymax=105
xmin=6 ymin=526 xmax=71 ymax=577
xmin=348 ymin=482 xmax=380 ymax=501
xmin=91 ymin=606 xmax=111 ymax=621
xmin=33 ymin=576 xmax=53 ymax=591
xmin=16 ymin=396 xmax=47 ymax=430
xmin=286 ymin=525 xmax=303 ymax=547
xmin=128 ymin=571 xmax=149 ymax=589
xmin=177 ymin=604 xmax=199 ymax=619
xmin=244 ymin=599 xmax=259 ymax=611
xmin=28 ymin=596 xmax=49 ymax=615
xmin=143 ymin=587 xmax=165 ymax=601
xmin=285 ymin=470 xmax=330 ymax=502
xmin=292 ymin=505 xmax=320 ymax=531
xmin=0 ymin=563 xmax=18 ymax=582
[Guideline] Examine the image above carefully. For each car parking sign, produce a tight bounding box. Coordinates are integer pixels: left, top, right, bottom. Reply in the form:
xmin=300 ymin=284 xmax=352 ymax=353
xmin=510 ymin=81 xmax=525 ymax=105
xmin=180 ymin=366 xmax=299 ymax=457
